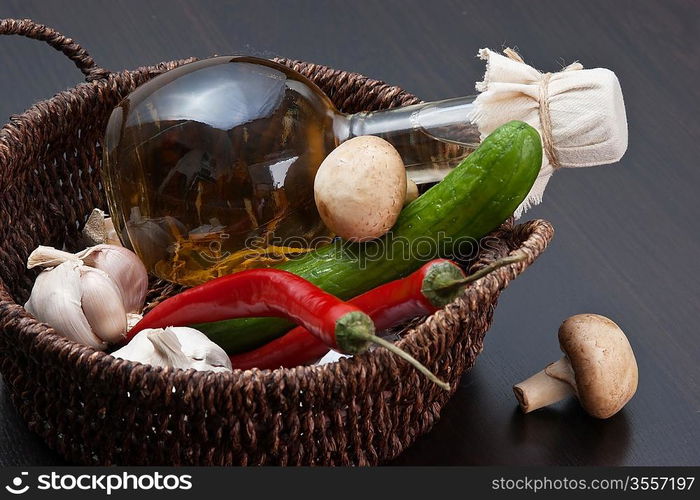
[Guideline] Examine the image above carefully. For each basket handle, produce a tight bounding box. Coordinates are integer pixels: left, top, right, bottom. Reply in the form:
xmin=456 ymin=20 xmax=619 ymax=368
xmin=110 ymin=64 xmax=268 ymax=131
xmin=0 ymin=18 xmax=109 ymax=82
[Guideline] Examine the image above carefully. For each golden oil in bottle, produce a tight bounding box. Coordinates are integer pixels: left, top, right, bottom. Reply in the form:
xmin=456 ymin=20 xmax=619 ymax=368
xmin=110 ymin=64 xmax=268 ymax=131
xmin=102 ymin=56 xmax=478 ymax=285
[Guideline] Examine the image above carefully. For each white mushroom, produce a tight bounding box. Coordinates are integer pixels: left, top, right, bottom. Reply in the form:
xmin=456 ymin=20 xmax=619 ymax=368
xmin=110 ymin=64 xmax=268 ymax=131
xmin=513 ymin=314 xmax=638 ymax=419
xmin=314 ymin=136 xmax=407 ymax=242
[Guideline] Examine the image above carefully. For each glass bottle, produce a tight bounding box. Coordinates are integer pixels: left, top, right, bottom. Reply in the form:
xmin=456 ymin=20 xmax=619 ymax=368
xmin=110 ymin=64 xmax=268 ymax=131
xmin=102 ymin=56 xmax=481 ymax=285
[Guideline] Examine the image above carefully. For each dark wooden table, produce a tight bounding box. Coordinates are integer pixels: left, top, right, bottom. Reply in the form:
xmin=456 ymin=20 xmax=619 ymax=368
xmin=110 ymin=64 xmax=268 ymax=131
xmin=0 ymin=0 xmax=698 ymax=466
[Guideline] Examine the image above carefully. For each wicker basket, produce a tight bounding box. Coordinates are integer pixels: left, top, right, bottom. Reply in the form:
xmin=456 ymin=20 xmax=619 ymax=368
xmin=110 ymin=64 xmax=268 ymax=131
xmin=0 ymin=19 xmax=553 ymax=465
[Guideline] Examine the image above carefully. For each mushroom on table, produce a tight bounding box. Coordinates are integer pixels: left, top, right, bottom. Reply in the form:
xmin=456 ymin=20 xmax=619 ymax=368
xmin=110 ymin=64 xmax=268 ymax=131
xmin=513 ymin=313 xmax=638 ymax=419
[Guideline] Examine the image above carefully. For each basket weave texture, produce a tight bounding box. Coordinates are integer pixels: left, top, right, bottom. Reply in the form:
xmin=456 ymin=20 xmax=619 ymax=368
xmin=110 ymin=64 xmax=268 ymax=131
xmin=0 ymin=19 xmax=554 ymax=465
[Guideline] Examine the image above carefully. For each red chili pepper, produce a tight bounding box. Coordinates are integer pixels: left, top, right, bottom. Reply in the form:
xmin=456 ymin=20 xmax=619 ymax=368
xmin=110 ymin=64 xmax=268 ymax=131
xmin=230 ymin=253 xmax=526 ymax=371
xmin=128 ymin=269 xmax=369 ymax=351
xmin=230 ymin=259 xmax=465 ymax=370
xmin=127 ymin=268 xmax=451 ymax=389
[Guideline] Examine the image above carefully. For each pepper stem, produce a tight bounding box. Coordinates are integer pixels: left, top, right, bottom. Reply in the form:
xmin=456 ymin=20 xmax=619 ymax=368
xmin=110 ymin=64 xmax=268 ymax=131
xmin=434 ymin=252 xmax=527 ymax=291
xmin=335 ymin=312 xmax=450 ymax=390
xmin=362 ymin=333 xmax=450 ymax=391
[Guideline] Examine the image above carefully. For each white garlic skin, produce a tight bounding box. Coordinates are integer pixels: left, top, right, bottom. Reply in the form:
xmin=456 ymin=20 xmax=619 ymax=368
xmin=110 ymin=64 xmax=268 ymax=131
xmin=112 ymin=327 xmax=232 ymax=372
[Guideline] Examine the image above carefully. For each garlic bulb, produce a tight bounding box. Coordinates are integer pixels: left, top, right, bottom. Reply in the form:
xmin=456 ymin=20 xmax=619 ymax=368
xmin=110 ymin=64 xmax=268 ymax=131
xmin=25 ymin=261 xmax=106 ymax=349
xmin=111 ymin=327 xmax=232 ymax=372
xmin=127 ymin=207 xmax=186 ymax=269
xmin=25 ymin=243 xmax=148 ymax=349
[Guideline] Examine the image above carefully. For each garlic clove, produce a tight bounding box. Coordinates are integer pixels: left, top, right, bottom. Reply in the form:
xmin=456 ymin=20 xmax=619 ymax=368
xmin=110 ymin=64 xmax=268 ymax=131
xmin=80 ymin=267 xmax=128 ymax=344
xmin=25 ymin=261 xmax=106 ymax=349
xmin=78 ymin=245 xmax=148 ymax=313
xmin=27 ymin=246 xmax=81 ymax=269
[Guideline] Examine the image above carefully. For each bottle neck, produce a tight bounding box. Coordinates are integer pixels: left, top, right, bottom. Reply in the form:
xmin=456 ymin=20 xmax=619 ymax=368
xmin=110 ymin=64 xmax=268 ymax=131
xmin=333 ymin=95 xmax=481 ymax=185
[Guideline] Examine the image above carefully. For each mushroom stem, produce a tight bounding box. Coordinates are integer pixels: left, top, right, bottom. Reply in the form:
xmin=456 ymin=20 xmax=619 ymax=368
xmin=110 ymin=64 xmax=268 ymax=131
xmin=513 ymin=359 xmax=575 ymax=413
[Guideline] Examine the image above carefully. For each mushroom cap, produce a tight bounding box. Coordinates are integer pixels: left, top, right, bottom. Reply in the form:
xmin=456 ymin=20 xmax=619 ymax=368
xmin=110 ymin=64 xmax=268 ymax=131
xmin=314 ymin=136 xmax=407 ymax=242
xmin=557 ymin=314 xmax=638 ymax=418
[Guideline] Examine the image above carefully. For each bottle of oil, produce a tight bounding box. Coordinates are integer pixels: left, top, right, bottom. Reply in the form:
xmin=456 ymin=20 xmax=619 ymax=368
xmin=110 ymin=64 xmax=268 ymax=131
xmin=102 ymin=56 xmax=480 ymax=285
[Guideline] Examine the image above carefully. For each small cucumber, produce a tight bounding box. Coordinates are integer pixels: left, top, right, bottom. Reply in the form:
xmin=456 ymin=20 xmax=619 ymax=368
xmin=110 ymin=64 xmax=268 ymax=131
xmin=198 ymin=121 xmax=542 ymax=352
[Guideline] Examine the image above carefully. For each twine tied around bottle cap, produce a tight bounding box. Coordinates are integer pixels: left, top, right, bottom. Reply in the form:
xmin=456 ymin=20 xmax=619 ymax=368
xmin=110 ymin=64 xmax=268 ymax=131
xmin=470 ymin=47 xmax=628 ymax=217
xmin=503 ymin=48 xmax=583 ymax=171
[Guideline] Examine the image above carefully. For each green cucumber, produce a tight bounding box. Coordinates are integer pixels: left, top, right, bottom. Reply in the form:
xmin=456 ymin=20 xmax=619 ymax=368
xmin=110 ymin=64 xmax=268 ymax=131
xmin=198 ymin=121 xmax=542 ymax=352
